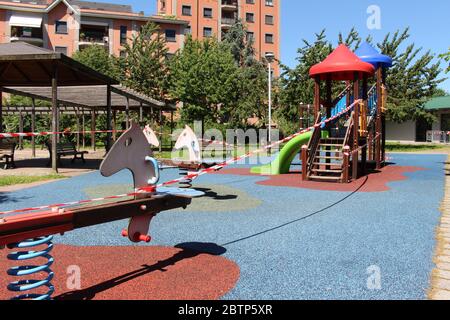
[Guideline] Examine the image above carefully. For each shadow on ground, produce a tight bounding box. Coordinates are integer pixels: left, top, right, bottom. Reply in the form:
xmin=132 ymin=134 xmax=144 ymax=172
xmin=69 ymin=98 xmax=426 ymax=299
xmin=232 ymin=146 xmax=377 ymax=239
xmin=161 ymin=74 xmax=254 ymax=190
xmin=11 ymin=158 xmax=102 ymax=170
xmin=55 ymin=243 xmax=226 ymax=301
xmin=195 ymin=187 xmax=238 ymax=201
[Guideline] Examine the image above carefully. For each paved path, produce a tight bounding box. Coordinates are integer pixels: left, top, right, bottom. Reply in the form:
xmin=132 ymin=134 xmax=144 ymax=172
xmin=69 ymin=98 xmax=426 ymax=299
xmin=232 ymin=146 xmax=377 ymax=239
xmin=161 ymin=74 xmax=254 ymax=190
xmin=429 ymin=155 xmax=450 ymax=300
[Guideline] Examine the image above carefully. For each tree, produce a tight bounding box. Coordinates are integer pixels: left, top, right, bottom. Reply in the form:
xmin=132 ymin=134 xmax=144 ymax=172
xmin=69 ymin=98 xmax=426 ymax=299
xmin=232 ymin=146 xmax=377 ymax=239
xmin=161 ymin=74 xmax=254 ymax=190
xmin=222 ymin=19 xmax=257 ymax=68
xmin=119 ymin=22 xmax=170 ymax=100
xmin=433 ymin=88 xmax=449 ymax=97
xmin=275 ymin=30 xmax=332 ymax=134
xmin=222 ymin=20 xmax=270 ymax=128
xmin=378 ymin=29 xmax=445 ymax=123
xmin=275 ymin=28 xmax=445 ymax=134
xmin=72 ymin=45 xmax=120 ymax=79
xmin=440 ymin=48 xmax=450 ymax=73
xmin=168 ymin=36 xmax=239 ymax=124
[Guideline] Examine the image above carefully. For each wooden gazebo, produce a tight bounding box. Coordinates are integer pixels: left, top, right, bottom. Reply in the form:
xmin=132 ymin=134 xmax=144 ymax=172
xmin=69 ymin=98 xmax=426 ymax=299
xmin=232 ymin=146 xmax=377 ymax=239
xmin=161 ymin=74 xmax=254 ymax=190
xmin=0 ymin=42 xmax=173 ymax=171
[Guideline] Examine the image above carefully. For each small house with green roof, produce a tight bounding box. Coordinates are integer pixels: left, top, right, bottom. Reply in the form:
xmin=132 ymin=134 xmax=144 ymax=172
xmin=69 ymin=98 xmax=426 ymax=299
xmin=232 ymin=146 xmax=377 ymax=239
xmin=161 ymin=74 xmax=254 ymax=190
xmin=386 ymin=96 xmax=450 ymax=143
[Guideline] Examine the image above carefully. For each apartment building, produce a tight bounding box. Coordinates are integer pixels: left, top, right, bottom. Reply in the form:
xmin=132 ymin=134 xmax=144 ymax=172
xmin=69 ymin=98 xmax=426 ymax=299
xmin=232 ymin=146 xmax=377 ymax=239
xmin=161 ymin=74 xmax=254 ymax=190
xmin=0 ymin=0 xmax=188 ymax=57
xmin=157 ymin=0 xmax=280 ymax=73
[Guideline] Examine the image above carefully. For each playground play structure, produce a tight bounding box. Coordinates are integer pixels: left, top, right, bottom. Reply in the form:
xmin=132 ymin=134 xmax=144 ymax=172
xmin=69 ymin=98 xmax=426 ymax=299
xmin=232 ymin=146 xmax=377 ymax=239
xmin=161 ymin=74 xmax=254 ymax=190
xmin=253 ymin=43 xmax=392 ymax=182
xmin=0 ymin=43 xmax=393 ymax=300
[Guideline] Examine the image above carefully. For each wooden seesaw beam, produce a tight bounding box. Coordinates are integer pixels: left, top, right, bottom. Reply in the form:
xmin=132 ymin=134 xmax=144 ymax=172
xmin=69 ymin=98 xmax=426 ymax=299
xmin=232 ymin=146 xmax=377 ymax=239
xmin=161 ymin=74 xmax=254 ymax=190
xmin=0 ymin=195 xmax=191 ymax=247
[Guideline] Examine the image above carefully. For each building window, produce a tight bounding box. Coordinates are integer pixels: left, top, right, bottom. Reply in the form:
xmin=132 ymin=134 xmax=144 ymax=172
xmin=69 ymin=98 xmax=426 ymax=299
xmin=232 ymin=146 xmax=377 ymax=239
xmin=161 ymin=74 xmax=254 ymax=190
xmin=246 ymin=32 xmax=254 ymax=42
xmin=165 ymin=29 xmax=176 ymax=42
xmin=265 ymin=15 xmax=274 ymax=25
xmin=265 ymin=33 xmax=274 ymax=43
xmin=246 ymin=13 xmax=254 ymax=23
xmin=203 ymin=27 xmax=213 ymax=38
xmin=185 ymin=25 xmax=191 ymax=35
xmin=246 ymin=0 xmax=255 ymax=4
xmin=55 ymin=21 xmax=67 ymax=34
xmin=54 ymin=46 xmax=67 ymax=55
xmin=160 ymin=0 xmax=166 ymax=12
xmin=204 ymin=8 xmax=213 ymax=18
xmin=182 ymin=5 xmax=192 ymax=16
xmin=265 ymin=0 xmax=274 ymax=6
xmin=120 ymin=26 xmax=127 ymax=45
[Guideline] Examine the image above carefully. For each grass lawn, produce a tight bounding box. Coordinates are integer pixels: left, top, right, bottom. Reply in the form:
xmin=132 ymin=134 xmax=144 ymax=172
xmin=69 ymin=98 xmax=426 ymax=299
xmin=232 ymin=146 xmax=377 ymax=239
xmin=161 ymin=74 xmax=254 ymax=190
xmin=0 ymin=174 xmax=67 ymax=187
xmin=386 ymin=142 xmax=449 ymax=153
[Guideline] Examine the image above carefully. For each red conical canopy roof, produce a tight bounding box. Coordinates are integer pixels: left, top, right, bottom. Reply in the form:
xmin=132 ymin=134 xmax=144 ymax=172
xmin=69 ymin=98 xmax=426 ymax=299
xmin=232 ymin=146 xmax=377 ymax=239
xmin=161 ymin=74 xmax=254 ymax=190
xmin=310 ymin=44 xmax=375 ymax=81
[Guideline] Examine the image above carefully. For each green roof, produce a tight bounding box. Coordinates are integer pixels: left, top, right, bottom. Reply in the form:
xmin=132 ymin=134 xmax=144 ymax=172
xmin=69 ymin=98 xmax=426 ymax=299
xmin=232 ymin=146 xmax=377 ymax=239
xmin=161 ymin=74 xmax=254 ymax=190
xmin=424 ymin=96 xmax=450 ymax=110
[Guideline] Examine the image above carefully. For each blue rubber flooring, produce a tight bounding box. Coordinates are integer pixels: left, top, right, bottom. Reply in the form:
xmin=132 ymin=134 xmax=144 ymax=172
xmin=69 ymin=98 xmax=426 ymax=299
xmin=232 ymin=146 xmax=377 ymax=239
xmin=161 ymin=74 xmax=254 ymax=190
xmin=0 ymin=153 xmax=446 ymax=300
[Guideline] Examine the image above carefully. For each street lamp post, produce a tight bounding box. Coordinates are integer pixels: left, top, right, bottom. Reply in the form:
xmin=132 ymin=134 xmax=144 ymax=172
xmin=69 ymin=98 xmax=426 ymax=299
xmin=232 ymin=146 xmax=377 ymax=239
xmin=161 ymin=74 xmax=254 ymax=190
xmin=265 ymin=53 xmax=275 ymax=145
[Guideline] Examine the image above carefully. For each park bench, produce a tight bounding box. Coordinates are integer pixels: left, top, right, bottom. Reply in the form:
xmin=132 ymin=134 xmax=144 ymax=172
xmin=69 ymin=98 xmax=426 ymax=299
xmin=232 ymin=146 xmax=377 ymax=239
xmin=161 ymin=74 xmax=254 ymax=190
xmin=45 ymin=141 xmax=88 ymax=166
xmin=0 ymin=141 xmax=17 ymax=169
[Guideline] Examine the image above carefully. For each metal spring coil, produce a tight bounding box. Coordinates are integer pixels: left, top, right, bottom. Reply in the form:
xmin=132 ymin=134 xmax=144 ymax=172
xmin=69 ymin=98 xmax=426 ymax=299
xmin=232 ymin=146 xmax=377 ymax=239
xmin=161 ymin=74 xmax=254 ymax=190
xmin=179 ymin=168 xmax=198 ymax=188
xmin=6 ymin=235 xmax=55 ymax=300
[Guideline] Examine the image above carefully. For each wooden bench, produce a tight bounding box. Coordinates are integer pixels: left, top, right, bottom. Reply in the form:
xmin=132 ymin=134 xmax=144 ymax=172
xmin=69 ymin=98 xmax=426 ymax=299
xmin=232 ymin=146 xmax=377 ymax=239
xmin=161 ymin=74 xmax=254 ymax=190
xmin=46 ymin=141 xmax=88 ymax=166
xmin=0 ymin=141 xmax=17 ymax=169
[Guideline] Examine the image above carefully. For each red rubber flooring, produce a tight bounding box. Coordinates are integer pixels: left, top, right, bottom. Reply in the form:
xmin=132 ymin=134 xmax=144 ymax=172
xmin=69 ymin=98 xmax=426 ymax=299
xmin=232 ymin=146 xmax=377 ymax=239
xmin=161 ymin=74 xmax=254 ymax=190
xmin=0 ymin=244 xmax=240 ymax=300
xmin=215 ymin=165 xmax=425 ymax=192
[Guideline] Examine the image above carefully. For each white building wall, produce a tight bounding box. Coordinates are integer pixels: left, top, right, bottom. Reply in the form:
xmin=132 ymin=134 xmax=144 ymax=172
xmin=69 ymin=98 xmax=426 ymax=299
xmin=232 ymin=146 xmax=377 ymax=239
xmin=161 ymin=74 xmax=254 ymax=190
xmin=432 ymin=112 xmax=442 ymax=131
xmin=386 ymin=120 xmax=416 ymax=142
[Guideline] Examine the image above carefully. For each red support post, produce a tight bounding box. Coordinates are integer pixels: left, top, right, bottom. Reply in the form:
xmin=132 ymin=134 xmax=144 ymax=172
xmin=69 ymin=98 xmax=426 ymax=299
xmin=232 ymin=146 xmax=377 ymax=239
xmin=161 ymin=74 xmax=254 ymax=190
xmin=301 ymin=145 xmax=308 ymax=181
xmin=342 ymin=146 xmax=350 ymax=183
xmin=314 ymin=77 xmax=320 ymax=120
xmin=375 ymin=67 xmax=382 ymax=169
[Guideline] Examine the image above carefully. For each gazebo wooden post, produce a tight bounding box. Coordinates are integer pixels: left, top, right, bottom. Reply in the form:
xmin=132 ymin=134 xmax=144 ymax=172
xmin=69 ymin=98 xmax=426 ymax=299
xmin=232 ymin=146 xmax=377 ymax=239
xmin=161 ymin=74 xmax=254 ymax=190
xmin=106 ymin=83 xmax=112 ymax=151
xmin=0 ymin=87 xmax=3 ymax=132
xmin=375 ymin=67 xmax=382 ymax=169
xmin=352 ymin=72 xmax=360 ymax=181
xmin=75 ymin=107 xmax=80 ymax=151
xmin=170 ymin=110 xmax=174 ymax=150
xmin=31 ymin=98 xmax=36 ymax=158
xmin=125 ymin=97 xmax=130 ymax=129
xmin=82 ymin=110 xmax=85 ymax=149
xmin=18 ymin=108 xmax=23 ymax=150
xmin=51 ymin=62 xmax=58 ymax=173
xmin=314 ymin=76 xmax=320 ymax=120
xmin=91 ymin=109 xmax=96 ymax=151
xmin=112 ymin=109 xmax=117 ymax=141
xmin=159 ymin=109 xmax=163 ymax=153
xmin=139 ymin=102 xmax=144 ymax=124
xmin=56 ymin=106 xmax=61 ymax=143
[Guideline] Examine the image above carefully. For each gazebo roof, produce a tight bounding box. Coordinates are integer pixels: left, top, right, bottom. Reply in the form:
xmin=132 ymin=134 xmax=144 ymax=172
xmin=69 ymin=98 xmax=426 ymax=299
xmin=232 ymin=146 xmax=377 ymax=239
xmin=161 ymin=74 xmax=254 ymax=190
xmin=0 ymin=42 xmax=117 ymax=86
xmin=309 ymin=44 xmax=375 ymax=81
xmin=354 ymin=42 xmax=393 ymax=69
xmin=2 ymin=85 xmax=174 ymax=111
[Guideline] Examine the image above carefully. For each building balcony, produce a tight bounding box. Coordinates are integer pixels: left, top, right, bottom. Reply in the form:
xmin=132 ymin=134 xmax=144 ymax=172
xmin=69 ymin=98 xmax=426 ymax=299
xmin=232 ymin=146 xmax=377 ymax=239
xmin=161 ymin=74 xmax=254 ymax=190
xmin=10 ymin=26 xmax=44 ymax=46
xmin=79 ymin=24 xmax=109 ymax=48
xmin=222 ymin=0 xmax=238 ymax=11
xmin=221 ymin=17 xmax=236 ymax=28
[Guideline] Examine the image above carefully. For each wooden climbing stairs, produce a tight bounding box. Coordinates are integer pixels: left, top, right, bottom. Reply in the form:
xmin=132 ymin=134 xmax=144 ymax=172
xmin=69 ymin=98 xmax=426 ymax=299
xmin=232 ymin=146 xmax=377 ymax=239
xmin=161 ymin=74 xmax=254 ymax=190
xmin=308 ymin=137 xmax=346 ymax=182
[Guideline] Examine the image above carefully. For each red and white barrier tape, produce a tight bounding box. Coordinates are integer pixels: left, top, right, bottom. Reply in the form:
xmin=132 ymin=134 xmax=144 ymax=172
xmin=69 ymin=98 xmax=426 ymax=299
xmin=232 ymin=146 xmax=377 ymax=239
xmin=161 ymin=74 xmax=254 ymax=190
xmin=0 ymin=129 xmax=126 ymax=139
xmin=0 ymin=100 xmax=360 ymax=217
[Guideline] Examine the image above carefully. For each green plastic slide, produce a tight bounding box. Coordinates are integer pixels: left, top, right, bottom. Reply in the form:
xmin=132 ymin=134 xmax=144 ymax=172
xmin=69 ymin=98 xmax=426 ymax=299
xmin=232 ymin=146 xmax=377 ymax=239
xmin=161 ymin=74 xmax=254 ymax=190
xmin=251 ymin=131 xmax=312 ymax=175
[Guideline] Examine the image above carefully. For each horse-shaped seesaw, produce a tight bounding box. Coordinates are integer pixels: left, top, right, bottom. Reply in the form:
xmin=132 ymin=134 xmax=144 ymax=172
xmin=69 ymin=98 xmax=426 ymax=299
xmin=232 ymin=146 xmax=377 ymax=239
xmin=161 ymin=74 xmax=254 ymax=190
xmin=143 ymin=125 xmax=160 ymax=149
xmin=171 ymin=125 xmax=222 ymax=188
xmin=100 ymin=121 xmax=204 ymax=243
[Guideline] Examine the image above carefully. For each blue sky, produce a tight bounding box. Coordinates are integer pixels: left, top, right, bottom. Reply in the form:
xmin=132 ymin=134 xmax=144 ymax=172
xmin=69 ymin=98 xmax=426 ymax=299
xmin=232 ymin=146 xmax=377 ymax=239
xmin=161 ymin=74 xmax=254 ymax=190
xmin=97 ymin=0 xmax=450 ymax=92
